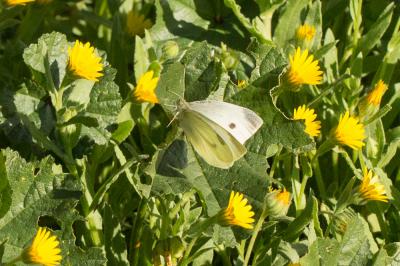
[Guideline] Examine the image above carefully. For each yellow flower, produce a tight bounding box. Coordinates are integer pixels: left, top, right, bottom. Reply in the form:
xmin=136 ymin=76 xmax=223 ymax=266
xmin=126 ymin=10 xmax=152 ymax=36
xmin=220 ymin=191 xmax=255 ymax=229
xmin=334 ymin=111 xmax=365 ymax=150
xmin=296 ymin=24 xmax=316 ymax=41
xmin=5 ymin=0 xmax=34 ymax=5
xmin=237 ymin=79 xmax=247 ymax=89
xmin=367 ymin=80 xmax=388 ymax=106
xmin=358 ymin=169 xmax=388 ymax=203
xmin=134 ymin=70 xmax=159 ymax=104
xmin=287 ymin=48 xmax=323 ymax=86
xmin=68 ymin=40 xmax=103 ymax=81
xmin=293 ymin=105 xmax=321 ymax=137
xmin=265 ymin=188 xmax=291 ymax=217
xmin=22 ymin=227 xmax=62 ymax=266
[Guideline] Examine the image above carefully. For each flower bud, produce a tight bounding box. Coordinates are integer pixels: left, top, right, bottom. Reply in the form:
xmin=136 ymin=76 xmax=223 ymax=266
xmin=331 ymin=208 xmax=356 ymax=235
xmin=220 ymin=43 xmax=239 ymax=70
xmin=264 ymin=188 xmax=291 ymax=218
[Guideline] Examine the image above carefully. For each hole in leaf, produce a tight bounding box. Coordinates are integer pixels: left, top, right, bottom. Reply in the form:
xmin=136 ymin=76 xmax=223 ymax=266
xmin=38 ymin=215 xmax=61 ymax=231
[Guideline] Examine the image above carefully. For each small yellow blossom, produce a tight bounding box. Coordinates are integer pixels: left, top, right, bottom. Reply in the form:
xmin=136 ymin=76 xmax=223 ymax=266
xmin=293 ymin=105 xmax=321 ymax=137
xmin=5 ymin=0 xmax=34 ymax=5
xmin=22 ymin=227 xmax=62 ymax=266
xmin=134 ymin=70 xmax=159 ymax=104
xmin=68 ymin=40 xmax=103 ymax=81
xmin=296 ymin=24 xmax=316 ymax=41
xmin=358 ymin=169 xmax=388 ymax=203
xmin=237 ymin=79 xmax=247 ymax=89
xmin=220 ymin=191 xmax=255 ymax=229
xmin=367 ymin=80 xmax=388 ymax=106
xmin=334 ymin=111 xmax=365 ymax=150
xmin=287 ymin=48 xmax=323 ymax=86
xmin=126 ymin=10 xmax=152 ymax=36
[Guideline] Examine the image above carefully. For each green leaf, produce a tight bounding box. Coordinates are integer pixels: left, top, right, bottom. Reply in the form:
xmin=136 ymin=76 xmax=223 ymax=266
xmin=282 ymin=194 xmax=317 ymax=241
xmin=22 ymin=31 xmax=69 ymax=89
xmin=232 ymin=86 xmax=314 ymax=154
xmin=0 ymin=148 xmax=82 ymax=262
xmin=373 ymin=243 xmax=400 ymax=266
xmin=150 ymin=139 xmax=269 ymax=244
xmin=180 ymin=42 xmax=225 ymax=102
xmin=358 ymin=3 xmax=394 ymax=56
xmin=103 ymin=204 xmax=129 ymax=266
xmin=150 ymin=0 xmax=209 ymax=42
xmin=273 ymin=0 xmax=310 ymax=47
xmin=223 ymin=0 xmax=274 ymax=45
xmin=302 ymin=215 xmax=373 ymax=265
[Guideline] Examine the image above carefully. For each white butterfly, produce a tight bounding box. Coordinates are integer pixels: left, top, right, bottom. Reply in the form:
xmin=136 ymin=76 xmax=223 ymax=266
xmin=177 ymin=100 xmax=263 ymax=169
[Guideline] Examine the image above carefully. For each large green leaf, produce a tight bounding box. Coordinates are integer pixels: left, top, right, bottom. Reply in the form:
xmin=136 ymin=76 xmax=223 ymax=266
xmin=273 ymin=0 xmax=310 ymax=47
xmin=150 ymin=0 xmax=210 ymax=42
xmin=300 ymin=215 xmax=374 ymax=265
xmin=149 ymin=139 xmax=269 ymax=245
xmin=0 ymin=148 xmax=105 ymax=265
xmin=22 ymin=31 xmax=69 ymax=89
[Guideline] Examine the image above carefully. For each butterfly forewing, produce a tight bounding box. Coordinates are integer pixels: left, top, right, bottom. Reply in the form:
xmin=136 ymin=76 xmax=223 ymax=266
xmin=187 ymin=100 xmax=263 ymax=144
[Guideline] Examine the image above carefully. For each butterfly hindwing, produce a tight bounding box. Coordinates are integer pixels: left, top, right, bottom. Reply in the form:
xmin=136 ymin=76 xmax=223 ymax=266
xmin=179 ymin=110 xmax=246 ymax=169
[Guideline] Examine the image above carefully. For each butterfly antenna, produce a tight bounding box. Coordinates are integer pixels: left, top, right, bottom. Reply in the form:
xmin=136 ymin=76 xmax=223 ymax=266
xmin=167 ymin=111 xmax=180 ymax=127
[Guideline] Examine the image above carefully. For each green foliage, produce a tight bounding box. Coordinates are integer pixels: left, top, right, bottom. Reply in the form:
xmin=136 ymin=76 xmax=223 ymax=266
xmin=0 ymin=0 xmax=400 ymax=265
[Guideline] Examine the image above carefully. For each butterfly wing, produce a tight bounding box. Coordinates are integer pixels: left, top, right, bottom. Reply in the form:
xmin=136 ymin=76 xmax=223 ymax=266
xmin=179 ymin=109 xmax=246 ymax=169
xmin=188 ymin=100 xmax=263 ymax=144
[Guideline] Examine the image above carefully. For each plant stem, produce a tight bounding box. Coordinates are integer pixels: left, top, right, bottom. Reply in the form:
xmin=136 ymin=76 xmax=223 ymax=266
xmin=243 ymin=209 xmax=268 ymax=266
xmin=130 ymin=198 xmax=147 ymax=266
xmin=268 ymin=146 xmax=282 ymax=178
xmin=312 ymin=158 xmax=327 ymax=199
xmin=179 ymin=236 xmax=199 ymax=266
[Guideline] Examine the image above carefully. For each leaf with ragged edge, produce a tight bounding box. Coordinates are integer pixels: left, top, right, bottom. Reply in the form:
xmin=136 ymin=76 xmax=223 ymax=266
xmin=301 ymin=215 xmax=373 ymax=266
xmin=232 ymin=86 xmax=314 ymax=154
xmin=157 ymin=42 xmax=225 ymax=112
xmin=0 ymin=148 xmax=105 ymax=265
xmin=22 ymin=31 xmax=69 ymax=89
xmin=180 ymin=42 xmax=225 ymax=102
xmin=373 ymin=243 xmax=400 ymax=266
xmin=82 ymin=67 xmax=122 ymax=144
xmin=234 ymin=39 xmax=314 ymax=153
xmin=149 ymin=139 xmax=269 ymax=245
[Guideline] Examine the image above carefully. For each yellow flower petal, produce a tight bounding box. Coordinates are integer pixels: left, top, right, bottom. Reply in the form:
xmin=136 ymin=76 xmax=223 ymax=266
xmin=367 ymin=80 xmax=388 ymax=106
xmin=5 ymin=0 xmax=34 ymax=5
xmin=68 ymin=40 xmax=103 ymax=81
xmin=222 ymin=191 xmax=255 ymax=229
xmin=293 ymin=105 xmax=321 ymax=137
xmin=358 ymin=169 xmax=388 ymax=203
xmin=126 ymin=10 xmax=153 ymax=36
xmin=334 ymin=111 xmax=365 ymax=150
xmin=22 ymin=227 xmax=62 ymax=266
xmin=296 ymin=24 xmax=316 ymax=41
xmin=287 ymin=48 xmax=322 ymax=86
xmin=134 ymin=70 xmax=159 ymax=104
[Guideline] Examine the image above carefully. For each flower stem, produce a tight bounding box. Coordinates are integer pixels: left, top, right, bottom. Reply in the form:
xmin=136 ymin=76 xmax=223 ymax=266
xmin=312 ymin=158 xmax=327 ymax=200
xmin=243 ymin=209 xmax=268 ymax=266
